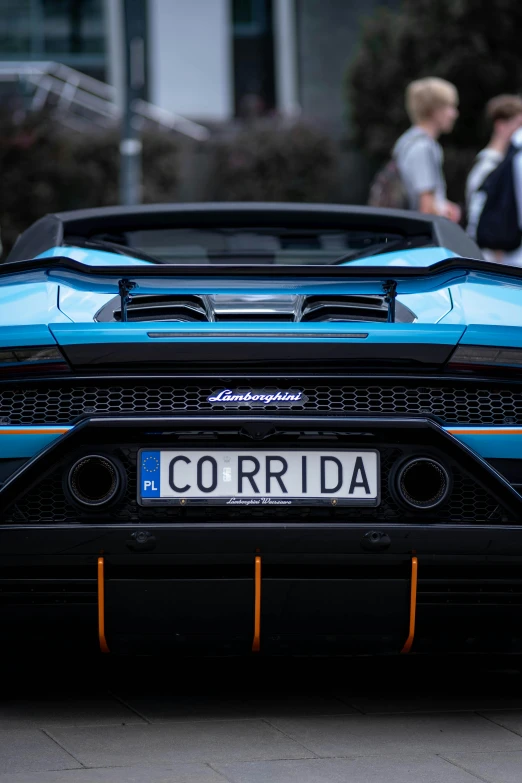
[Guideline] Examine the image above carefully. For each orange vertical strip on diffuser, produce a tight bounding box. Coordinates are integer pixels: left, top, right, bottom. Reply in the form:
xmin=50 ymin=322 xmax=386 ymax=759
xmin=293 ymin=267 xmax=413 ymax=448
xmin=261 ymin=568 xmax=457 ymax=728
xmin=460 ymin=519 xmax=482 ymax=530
xmin=252 ymin=556 xmax=262 ymax=652
xmin=401 ymin=556 xmax=418 ymax=654
xmin=97 ymin=557 xmax=110 ymax=654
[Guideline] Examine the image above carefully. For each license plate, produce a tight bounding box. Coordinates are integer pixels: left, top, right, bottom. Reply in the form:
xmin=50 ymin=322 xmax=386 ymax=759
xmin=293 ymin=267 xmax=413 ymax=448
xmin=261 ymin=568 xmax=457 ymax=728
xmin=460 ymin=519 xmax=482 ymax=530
xmin=138 ymin=449 xmax=379 ymax=506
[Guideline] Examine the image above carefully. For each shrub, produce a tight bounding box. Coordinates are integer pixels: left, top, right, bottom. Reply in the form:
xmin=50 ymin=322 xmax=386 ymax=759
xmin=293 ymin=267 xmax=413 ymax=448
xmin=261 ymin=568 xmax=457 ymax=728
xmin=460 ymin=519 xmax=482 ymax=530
xmin=0 ymin=111 xmax=83 ymax=256
xmin=204 ymin=120 xmax=339 ymax=203
xmin=0 ymin=110 xmax=182 ymax=257
xmin=72 ymin=128 xmax=182 ymax=207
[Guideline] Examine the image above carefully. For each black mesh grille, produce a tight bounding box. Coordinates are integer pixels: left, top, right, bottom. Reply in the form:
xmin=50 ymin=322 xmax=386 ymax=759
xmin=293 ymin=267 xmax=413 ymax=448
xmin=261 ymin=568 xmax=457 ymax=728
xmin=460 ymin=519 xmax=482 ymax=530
xmin=417 ymin=565 xmax=522 ymax=606
xmin=1 ymin=381 xmax=522 ymax=425
xmin=5 ymin=446 xmax=506 ymax=525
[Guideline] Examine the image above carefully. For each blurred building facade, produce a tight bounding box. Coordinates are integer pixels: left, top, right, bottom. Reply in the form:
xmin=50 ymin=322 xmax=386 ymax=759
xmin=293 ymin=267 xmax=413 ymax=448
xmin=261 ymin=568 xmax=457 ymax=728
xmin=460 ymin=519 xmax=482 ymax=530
xmin=0 ymin=0 xmax=108 ymax=82
xmin=0 ymin=0 xmax=399 ymax=131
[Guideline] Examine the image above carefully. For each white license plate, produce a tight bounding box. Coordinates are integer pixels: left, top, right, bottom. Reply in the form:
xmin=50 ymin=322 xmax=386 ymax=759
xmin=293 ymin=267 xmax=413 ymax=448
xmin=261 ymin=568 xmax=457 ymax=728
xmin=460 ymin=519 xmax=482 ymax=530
xmin=138 ymin=449 xmax=380 ymax=506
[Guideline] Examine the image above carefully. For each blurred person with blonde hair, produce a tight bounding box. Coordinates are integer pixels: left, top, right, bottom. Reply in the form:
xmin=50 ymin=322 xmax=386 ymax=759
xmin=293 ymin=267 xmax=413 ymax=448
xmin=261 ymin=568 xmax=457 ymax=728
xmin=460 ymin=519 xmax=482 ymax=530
xmin=393 ymin=77 xmax=461 ymax=221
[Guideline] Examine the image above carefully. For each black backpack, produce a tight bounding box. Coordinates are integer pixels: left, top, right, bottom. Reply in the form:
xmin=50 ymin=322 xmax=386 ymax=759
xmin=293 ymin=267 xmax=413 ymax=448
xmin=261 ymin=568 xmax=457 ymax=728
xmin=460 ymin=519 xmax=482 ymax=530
xmin=476 ymin=142 xmax=522 ymax=251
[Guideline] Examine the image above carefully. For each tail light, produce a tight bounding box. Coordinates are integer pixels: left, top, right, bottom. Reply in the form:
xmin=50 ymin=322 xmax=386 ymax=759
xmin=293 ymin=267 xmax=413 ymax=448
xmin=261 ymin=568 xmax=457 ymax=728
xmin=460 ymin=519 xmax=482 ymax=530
xmin=448 ymin=345 xmax=522 ymax=372
xmin=0 ymin=346 xmax=70 ymax=377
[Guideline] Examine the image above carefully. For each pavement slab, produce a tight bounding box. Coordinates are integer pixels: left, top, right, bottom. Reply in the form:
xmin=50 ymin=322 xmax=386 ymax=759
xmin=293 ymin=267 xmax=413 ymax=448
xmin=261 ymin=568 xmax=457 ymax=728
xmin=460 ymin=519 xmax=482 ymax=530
xmin=214 ymin=755 xmax=482 ymax=783
xmin=120 ymin=695 xmax=353 ymax=723
xmin=0 ymin=764 xmax=228 ymax=783
xmin=443 ymin=750 xmax=522 ymax=783
xmin=267 ymin=712 xmax=522 ymax=757
xmin=479 ymin=711 xmax=522 ymax=736
xmin=223 ymin=696 xmax=355 ymax=720
xmin=2 ymin=656 xmax=522 ymax=781
xmin=45 ymin=719 xmax=315 ymax=767
xmin=347 ymin=697 xmax=522 ymax=715
xmin=0 ymin=730 xmax=82 ymax=775
xmin=0 ymin=699 xmax=144 ymax=730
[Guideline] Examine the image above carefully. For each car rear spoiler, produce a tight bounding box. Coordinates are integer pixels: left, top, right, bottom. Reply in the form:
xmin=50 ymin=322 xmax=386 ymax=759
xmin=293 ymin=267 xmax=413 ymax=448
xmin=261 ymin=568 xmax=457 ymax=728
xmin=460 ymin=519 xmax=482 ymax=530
xmin=1 ymin=255 xmax=521 ymax=323
xmin=5 ymin=204 xmax=483 ymax=262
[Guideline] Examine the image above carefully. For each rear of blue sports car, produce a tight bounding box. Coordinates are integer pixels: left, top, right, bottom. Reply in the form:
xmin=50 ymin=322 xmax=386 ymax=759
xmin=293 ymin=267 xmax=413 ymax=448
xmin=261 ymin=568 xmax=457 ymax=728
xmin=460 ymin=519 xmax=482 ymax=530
xmin=2 ymin=204 xmax=522 ymax=657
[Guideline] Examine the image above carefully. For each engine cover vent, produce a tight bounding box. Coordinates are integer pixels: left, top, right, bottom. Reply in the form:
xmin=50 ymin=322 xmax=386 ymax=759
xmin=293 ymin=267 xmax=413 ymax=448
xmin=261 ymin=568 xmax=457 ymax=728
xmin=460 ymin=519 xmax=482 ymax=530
xmin=96 ymin=294 xmax=416 ymax=324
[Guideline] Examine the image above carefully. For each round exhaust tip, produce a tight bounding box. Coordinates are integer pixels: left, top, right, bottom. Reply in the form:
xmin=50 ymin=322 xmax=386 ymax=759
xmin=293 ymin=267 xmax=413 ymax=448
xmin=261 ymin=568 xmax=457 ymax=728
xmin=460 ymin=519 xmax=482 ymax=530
xmin=67 ymin=455 xmax=121 ymax=507
xmin=395 ymin=457 xmax=450 ymax=510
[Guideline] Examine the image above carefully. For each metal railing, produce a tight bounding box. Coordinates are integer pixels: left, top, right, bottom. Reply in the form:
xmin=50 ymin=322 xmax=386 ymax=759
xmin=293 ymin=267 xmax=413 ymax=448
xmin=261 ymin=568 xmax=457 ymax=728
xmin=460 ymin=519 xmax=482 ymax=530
xmin=0 ymin=61 xmax=210 ymax=141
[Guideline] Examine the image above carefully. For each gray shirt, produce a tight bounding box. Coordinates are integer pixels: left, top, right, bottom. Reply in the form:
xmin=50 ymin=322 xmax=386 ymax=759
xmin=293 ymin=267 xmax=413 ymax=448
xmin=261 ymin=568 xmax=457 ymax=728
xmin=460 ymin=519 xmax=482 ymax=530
xmin=392 ymin=127 xmax=446 ymax=211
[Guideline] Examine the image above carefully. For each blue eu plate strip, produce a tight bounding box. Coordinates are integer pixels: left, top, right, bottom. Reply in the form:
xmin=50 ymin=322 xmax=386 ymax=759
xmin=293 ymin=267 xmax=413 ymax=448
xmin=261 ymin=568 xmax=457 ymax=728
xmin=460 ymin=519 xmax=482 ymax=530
xmin=140 ymin=450 xmax=161 ymax=497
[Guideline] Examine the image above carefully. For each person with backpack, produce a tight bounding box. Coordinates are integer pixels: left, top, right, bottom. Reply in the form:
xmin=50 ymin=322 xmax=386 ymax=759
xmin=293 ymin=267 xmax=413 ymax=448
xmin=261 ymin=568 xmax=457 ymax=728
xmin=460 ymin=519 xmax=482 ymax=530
xmin=467 ymin=95 xmax=522 ymax=261
xmin=369 ymin=77 xmax=460 ymax=221
xmin=474 ymin=126 xmax=522 ymax=265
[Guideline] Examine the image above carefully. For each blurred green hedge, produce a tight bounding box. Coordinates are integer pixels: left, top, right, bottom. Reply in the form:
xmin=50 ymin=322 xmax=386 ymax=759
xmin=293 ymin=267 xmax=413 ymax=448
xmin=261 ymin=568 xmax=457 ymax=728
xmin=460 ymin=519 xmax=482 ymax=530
xmin=0 ymin=111 xmax=181 ymax=257
xmin=0 ymin=112 xmax=340 ymax=258
xmin=204 ymin=121 xmax=338 ymax=203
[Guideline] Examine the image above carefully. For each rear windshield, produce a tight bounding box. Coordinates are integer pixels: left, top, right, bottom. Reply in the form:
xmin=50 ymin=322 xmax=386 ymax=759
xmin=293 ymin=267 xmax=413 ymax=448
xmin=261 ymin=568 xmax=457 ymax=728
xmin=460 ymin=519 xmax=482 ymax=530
xmin=85 ymin=227 xmax=432 ymax=264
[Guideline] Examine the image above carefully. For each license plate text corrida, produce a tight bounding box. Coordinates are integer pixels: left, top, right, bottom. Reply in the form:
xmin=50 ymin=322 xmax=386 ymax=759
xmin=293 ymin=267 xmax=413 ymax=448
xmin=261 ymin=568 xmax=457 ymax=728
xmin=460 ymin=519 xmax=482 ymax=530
xmin=139 ymin=449 xmax=380 ymax=506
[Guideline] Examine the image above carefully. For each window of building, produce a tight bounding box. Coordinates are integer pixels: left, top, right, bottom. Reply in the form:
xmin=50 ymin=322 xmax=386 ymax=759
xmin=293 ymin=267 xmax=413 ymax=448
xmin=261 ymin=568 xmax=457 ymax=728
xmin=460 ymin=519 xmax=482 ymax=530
xmin=232 ymin=0 xmax=275 ymax=118
xmin=0 ymin=0 xmax=107 ymax=81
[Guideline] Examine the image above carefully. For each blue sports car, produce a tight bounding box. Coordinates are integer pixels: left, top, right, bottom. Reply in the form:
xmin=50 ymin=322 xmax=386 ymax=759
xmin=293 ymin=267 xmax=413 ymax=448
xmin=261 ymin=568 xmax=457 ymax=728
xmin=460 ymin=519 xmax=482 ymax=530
xmin=2 ymin=202 xmax=522 ymax=657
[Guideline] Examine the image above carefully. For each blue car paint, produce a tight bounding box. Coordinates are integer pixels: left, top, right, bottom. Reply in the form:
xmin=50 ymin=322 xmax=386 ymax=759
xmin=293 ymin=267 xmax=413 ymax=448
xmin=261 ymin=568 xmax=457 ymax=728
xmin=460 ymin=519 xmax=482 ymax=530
xmin=4 ymin=423 xmax=520 ymax=462
xmin=458 ymin=324 xmax=522 ymax=348
xmin=0 ymin=283 xmax=70 ymax=327
xmin=39 ymin=244 xmax=454 ymax=268
xmin=49 ymin=274 xmax=464 ymax=297
xmin=1 ymin=241 xmax=522 ymax=468
xmin=92 ymin=270 xmax=519 ymax=300
xmin=49 ymin=321 xmax=466 ymax=346
xmin=37 ymin=246 xmax=153 ymax=266
xmin=442 ymin=280 xmax=522 ymax=327
xmin=4 ymin=269 xmax=503 ymax=305
xmin=0 ymin=324 xmax=57 ymax=347
xmin=0 ymin=246 xmax=520 ymax=348
xmin=0 ymin=427 xmax=72 ymax=458
xmin=26 ymin=266 xmax=469 ymax=296
xmin=38 ymin=244 xmax=458 ymax=322
xmin=445 ymin=428 xmax=522 ymax=460
xmin=56 ymin=287 xmax=450 ymax=326
xmin=37 ymin=246 xmax=457 ymax=326
xmin=0 ymin=247 xmax=515 ymax=318
xmin=58 ymin=284 xmax=115 ymax=324
xmin=55 ymin=286 xmax=453 ymax=325
xmin=344 ymin=246 xmax=458 ymax=267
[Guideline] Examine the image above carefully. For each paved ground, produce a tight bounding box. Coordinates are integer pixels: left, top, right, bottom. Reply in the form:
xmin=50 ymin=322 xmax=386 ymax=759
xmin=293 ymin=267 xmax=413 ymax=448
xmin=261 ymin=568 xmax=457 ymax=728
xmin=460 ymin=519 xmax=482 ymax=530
xmin=2 ymin=655 xmax=522 ymax=782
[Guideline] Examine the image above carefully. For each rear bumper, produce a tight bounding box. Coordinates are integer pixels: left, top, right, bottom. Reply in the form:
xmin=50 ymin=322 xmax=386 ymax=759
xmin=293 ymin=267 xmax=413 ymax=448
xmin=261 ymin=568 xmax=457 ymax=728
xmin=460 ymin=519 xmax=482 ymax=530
xmin=3 ymin=523 xmax=522 ymax=656
xmin=3 ymin=414 xmax=522 ymax=655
